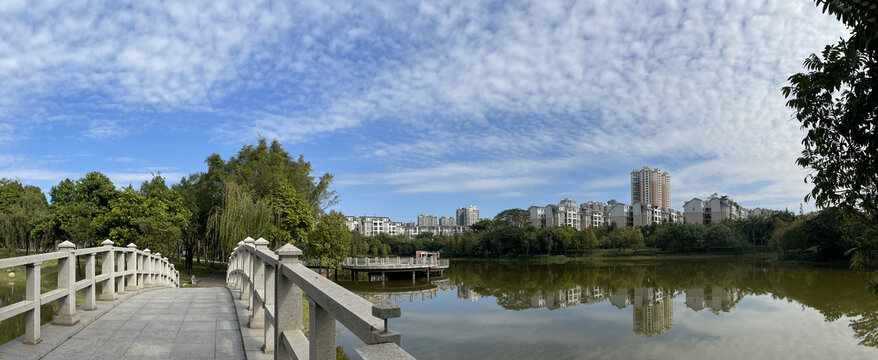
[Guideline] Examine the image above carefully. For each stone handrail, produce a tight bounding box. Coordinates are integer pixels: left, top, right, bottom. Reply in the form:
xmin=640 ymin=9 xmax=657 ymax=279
xmin=0 ymin=240 xmax=179 ymax=345
xmin=227 ymin=237 xmax=416 ymax=360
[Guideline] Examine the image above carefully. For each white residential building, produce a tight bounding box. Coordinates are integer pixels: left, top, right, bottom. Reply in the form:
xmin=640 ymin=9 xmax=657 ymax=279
xmin=456 ymin=205 xmax=480 ymax=227
xmin=580 ymin=201 xmax=610 ymax=228
xmin=417 ymin=214 xmax=438 ymax=227
xmin=683 ymin=195 xmax=750 ymax=224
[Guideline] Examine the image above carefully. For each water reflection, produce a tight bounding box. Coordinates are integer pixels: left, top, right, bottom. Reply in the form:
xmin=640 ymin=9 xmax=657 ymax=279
xmin=339 ymin=258 xmax=878 ymax=357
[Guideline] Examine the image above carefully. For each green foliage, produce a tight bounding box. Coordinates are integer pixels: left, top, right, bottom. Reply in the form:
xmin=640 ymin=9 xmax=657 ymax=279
xmin=607 ymin=226 xmax=644 ymax=252
xmin=207 ymin=183 xmax=273 ymax=254
xmin=305 ymin=210 xmax=350 ymax=268
xmin=204 ymin=138 xmax=338 ymax=212
xmin=268 ymin=182 xmax=314 ymax=248
xmin=783 ymin=1 xmax=878 ymax=271
xmin=0 ymin=180 xmax=47 ymax=253
xmin=494 ymin=208 xmax=529 ymax=228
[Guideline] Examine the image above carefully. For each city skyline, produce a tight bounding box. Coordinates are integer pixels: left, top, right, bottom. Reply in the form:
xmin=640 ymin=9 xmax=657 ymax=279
xmin=0 ymin=1 xmax=848 ymax=222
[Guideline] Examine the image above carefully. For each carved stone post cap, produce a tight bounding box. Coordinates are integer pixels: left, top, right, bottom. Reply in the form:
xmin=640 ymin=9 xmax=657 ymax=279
xmin=275 ymin=243 xmax=302 ymax=259
xmin=127 ymin=243 xmax=137 ymax=248
xmin=237 ymin=241 xmax=245 ymax=246
xmin=101 ymin=239 xmax=114 ymax=246
xmin=244 ymin=237 xmax=255 ymax=244
xmin=144 ymin=249 xmax=152 ymax=254
xmin=233 ymin=247 xmax=239 ymax=252
xmin=58 ymin=240 xmax=76 ymax=249
xmin=372 ymin=299 xmax=401 ymax=319
xmin=155 ymin=253 xmax=162 ymax=257
xmin=254 ymin=238 xmax=270 ymax=248
xmin=163 ymin=257 xmax=168 ymax=261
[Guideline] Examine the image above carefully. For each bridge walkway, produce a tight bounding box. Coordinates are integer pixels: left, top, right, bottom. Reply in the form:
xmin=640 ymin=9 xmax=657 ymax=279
xmin=3 ymin=287 xmax=244 ymax=360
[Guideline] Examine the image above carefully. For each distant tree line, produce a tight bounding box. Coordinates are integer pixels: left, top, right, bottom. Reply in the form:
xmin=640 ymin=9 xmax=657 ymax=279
xmin=350 ymin=207 xmax=868 ymax=261
xmin=0 ymin=138 xmax=350 ymax=274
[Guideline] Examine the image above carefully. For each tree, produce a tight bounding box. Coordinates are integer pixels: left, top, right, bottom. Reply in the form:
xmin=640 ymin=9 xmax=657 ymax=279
xmin=305 ymin=210 xmax=351 ymax=270
xmin=495 ymin=208 xmax=529 ymax=228
xmin=268 ymin=182 xmax=314 ymax=248
xmin=782 ymin=1 xmax=878 ymax=267
xmin=206 ymin=183 xmax=273 ymax=255
xmin=204 ymin=138 xmax=338 ymax=212
xmin=0 ymin=182 xmax=47 ymax=254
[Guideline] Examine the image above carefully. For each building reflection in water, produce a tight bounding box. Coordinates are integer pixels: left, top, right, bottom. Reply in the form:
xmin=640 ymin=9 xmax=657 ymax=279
xmin=456 ymin=283 xmax=745 ymax=338
xmin=356 ymin=279 xmax=454 ymax=303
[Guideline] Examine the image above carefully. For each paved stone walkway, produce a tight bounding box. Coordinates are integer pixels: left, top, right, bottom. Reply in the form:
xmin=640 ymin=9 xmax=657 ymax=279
xmin=39 ymin=287 xmax=245 ymax=360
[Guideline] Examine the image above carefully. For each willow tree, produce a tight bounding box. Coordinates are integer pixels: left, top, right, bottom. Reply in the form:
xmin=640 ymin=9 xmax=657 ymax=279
xmin=207 ymin=183 xmax=273 ymax=255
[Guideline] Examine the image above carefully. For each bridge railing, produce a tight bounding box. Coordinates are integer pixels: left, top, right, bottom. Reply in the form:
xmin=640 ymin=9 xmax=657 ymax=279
xmin=227 ymin=237 xmax=415 ymax=360
xmin=0 ymin=239 xmax=179 ymax=345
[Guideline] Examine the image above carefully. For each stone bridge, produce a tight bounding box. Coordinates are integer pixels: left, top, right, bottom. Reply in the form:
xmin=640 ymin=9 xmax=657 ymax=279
xmin=0 ymin=238 xmax=415 ymax=359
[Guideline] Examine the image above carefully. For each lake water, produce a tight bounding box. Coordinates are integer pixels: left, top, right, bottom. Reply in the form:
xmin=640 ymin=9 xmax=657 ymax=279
xmin=336 ymin=257 xmax=878 ymax=359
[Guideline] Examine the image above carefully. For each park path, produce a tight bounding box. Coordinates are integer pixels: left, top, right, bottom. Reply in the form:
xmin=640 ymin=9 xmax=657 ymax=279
xmin=38 ymin=287 xmax=244 ymax=360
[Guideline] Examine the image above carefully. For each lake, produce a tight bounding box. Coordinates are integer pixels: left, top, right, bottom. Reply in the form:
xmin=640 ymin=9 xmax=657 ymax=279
xmin=336 ymin=257 xmax=878 ymax=359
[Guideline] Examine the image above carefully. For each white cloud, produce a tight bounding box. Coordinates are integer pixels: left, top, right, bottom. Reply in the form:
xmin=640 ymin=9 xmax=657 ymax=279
xmin=85 ymin=120 xmax=128 ymax=139
xmin=0 ymin=1 xmax=852 ymax=209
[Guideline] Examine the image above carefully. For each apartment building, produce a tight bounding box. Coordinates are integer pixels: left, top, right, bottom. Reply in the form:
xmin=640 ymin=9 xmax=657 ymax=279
xmin=439 ymin=216 xmax=457 ymax=227
xmin=609 ymin=202 xmax=683 ymax=227
xmin=631 ymin=166 xmax=671 ymax=209
xmin=456 ymin=205 xmax=480 ymax=227
xmin=683 ymin=195 xmax=750 ymax=224
xmin=580 ymin=201 xmax=610 ymax=228
xmin=417 ymin=214 xmax=438 ymax=227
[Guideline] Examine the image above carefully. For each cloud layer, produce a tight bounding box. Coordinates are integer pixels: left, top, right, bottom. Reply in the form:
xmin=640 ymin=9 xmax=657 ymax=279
xmin=0 ymin=0 xmax=850 ymax=211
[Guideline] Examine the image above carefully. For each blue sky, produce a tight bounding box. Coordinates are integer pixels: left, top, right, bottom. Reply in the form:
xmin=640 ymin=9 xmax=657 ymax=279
xmin=0 ymin=0 xmax=848 ymax=222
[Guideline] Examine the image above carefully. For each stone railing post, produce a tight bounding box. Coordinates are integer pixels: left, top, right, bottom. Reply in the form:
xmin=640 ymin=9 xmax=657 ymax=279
xmin=99 ymin=240 xmax=116 ymax=301
xmin=229 ymin=250 xmax=237 ymax=289
xmin=53 ymin=240 xmax=79 ymax=326
xmin=84 ymin=252 xmax=97 ymax=310
xmin=308 ymin=294 xmax=336 ymax=360
xmin=143 ymin=249 xmax=153 ymax=287
xmin=235 ymin=241 xmax=245 ymax=291
xmin=263 ymin=254 xmax=276 ymax=353
xmin=275 ymin=244 xmax=303 ymax=359
xmin=249 ymin=238 xmax=268 ymax=329
xmin=163 ymin=257 xmax=169 ymax=286
xmin=116 ymin=247 xmax=126 ymax=294
xmin=24 ymin=262 xmax=41 ymax=344
xmin=126 ymin=243 xmax=138 ymax=291
xmin=242 ymin=237 xmax=255 ymax=303
xmin=155 ymin=253 xmax=162 ymax=286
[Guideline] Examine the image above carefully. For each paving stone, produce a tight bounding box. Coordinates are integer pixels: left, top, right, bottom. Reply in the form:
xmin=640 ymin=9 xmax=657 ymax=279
xmin=170 ymin=343 xmax=217 ymax=359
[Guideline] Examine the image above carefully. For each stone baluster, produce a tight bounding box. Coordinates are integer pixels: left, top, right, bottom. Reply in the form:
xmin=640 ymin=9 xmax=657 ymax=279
xmin=275 ymin=244 xmax=303 ymax=359
xmin=84 ymin=252 xmax=97 ymax=310
xmin=24 ymin=261 xmax=41 ymax=344
xmin=53 ymin=240 xmax=79 ymax=326
xmin=155 ymin=253 xmax=162 ymax=286
xmin=235 ymin=241 xmax=245 ymax=291
xmin=99 ymin=240 xmax=116 ymax=300
xmin=308 ymin=293 xmax=336 ymax=360
xmin=143 ymin=249 xmax=153 ymax=287
xmin=249 ymin=238 xmax=269 ymax=329
xmin=242 ymin=237 xmax=255 ymax=302
xmin=116 ymin=247 xmax=126 ymax=294
xmin=263 ymin=253 xmax=277 ymax=353
xmin=163 ymin=257 xmax=169 ymax=286
xmin=126 ymin=243 xmax=138 ymax=291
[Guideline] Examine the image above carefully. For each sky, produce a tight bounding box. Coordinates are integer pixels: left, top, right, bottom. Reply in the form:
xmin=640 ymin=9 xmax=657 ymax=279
xmin=0 ymin=0 xmax=850 ymax=222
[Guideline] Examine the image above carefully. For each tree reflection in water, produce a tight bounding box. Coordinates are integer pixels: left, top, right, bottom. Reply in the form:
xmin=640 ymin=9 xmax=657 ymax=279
xmin=356 ymin=259 xmax=878 ymax=347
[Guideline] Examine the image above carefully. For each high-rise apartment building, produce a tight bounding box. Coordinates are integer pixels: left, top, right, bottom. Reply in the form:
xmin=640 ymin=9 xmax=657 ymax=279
xmin=417 ymin=214 xmax=438 ymax=227
xmin=439 ymin=216 xmax=457 ymax=227
xmin=456 ymin=205 xmax=480 ymax=227
xmin=631 ymin=166 xmax=671 ymax=209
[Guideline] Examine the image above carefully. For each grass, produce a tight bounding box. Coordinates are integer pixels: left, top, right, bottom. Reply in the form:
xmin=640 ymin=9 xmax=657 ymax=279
xmin=173 ymin=257 xmax=221 ymax=287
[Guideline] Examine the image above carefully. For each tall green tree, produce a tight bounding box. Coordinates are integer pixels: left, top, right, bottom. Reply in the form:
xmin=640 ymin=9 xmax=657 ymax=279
xmin=0 ymin=181 xmax=48 ymax=254
xmin=494 ymin=208 xmax=529 ymax=228
xmin=782 ymin=0 xmax=878 ymax=268
xmin=268 ymin=182 xmax=314 ymax=248
xmin=305 ymin=210 xmax=351 ymax=269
